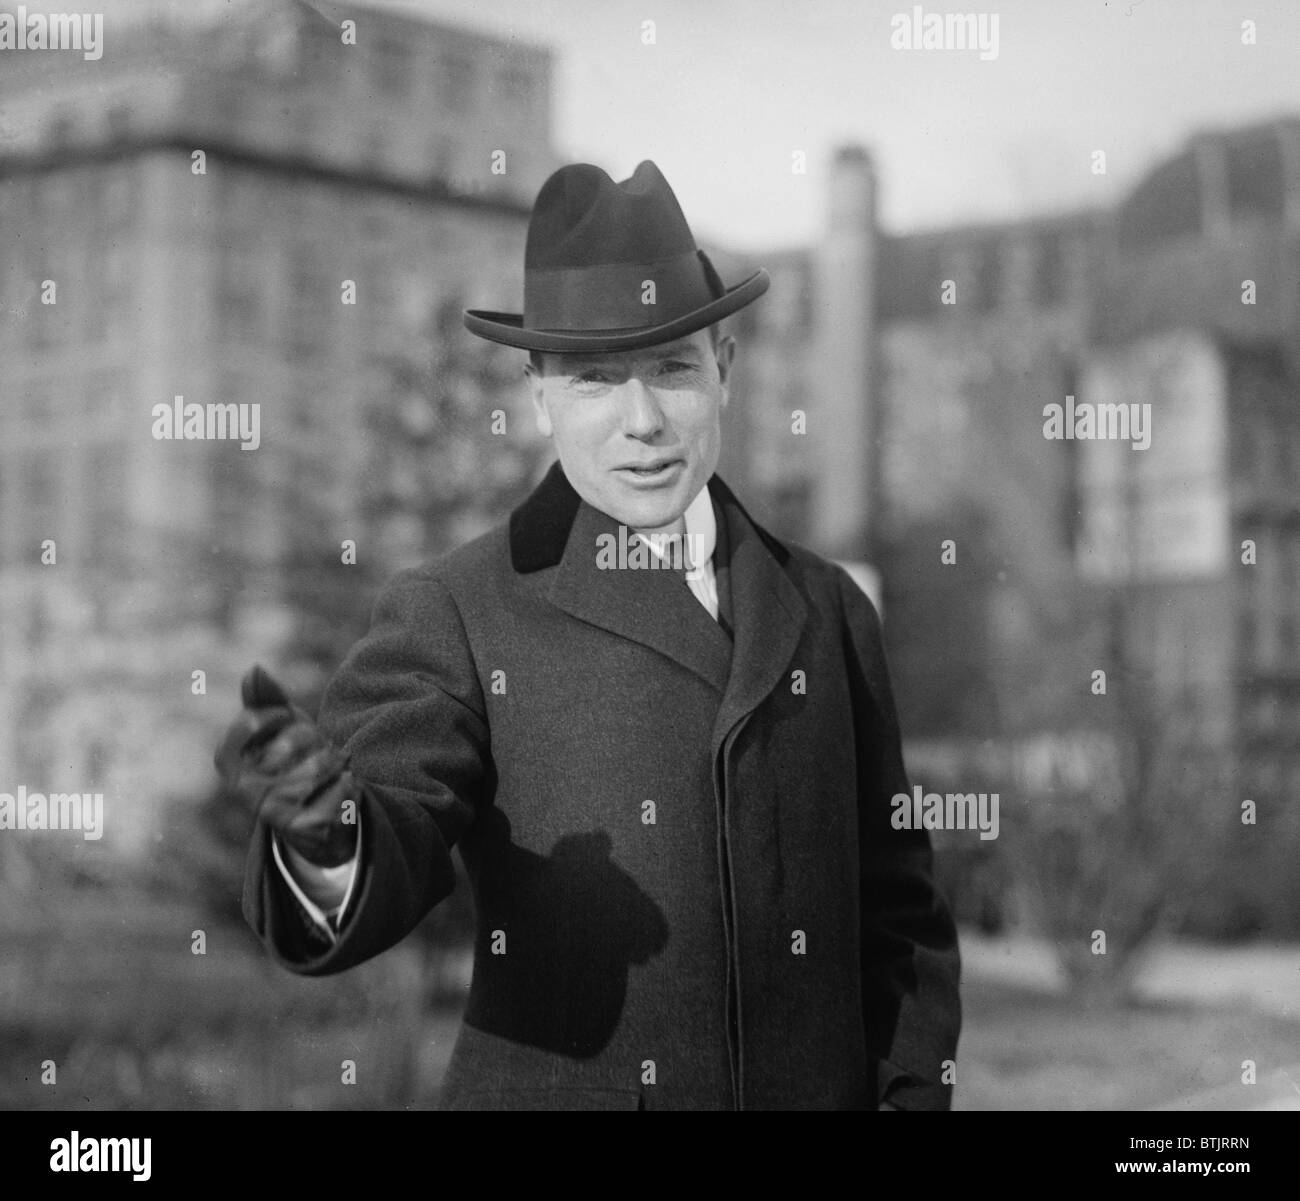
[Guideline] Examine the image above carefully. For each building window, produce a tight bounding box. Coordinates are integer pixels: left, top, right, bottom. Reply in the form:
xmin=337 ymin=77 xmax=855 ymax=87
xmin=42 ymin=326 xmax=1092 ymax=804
xmin=86 ymin=442 xmax=126 ymax=570
xmin=105 ymin=168 xmax=136 ymax=236
xmin=0 ymin=472 xmax=15 ymax=566
xmin=496 ymin=64 xmax=533 ymax=107
xmin=1226 ymin=128 xmax=1284 ymax=223
xmin=103 ymin=246 xmax=133 ymax=342
xmin=218 ymin=255 xmax=263 ymax=346
xmin=86 ymin=738 xmax=110 ymax=787
xmin=362 ymin=126 xmax=391 ymax=172
xmin=25 ymin=384 xmax=53 ymax=427
xmin=974 ymin=240 xmax=1002 ymax=312
xmin=1275 ymin=431 xmax=1292 ymax=488
xmin=284 ymin=248 xmax=332 ymax=360
xmin=47 ymin=110 xmax=76 ymax=149
xmin=25 ymin=602 xmax=51 ymax=657
xmin=31 ymin=287 xmax=54 ymax=349
xmin=1287 ymin=539 xmax=1300 ymax=665
xmin=372 ymin=38 xmax=407 ymax=95
xmin=439 ymin=54 xmax=475 ymax=110
xmin=90 ymin=377 xmax=125 ymax=432
xmin=106 ymin=104 xmax=132 ymax=141
xmin=24 ymin=455 xmax=57 ymax=550
xmin=83 ymin=241 xmax=107 ymax=344
xmin=1036 ymin=231 xmax=1066 ymax=306
xmin=1281 ymin=614 xmax=1298 ymax=665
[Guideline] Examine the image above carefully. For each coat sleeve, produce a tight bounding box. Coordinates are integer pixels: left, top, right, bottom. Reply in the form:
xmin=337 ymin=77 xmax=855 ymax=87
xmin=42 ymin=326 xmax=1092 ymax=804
xmin=836 ymin=567 xmax=962 ymax=1110
xmin=241 ymin=565 xmax=490 ymax=976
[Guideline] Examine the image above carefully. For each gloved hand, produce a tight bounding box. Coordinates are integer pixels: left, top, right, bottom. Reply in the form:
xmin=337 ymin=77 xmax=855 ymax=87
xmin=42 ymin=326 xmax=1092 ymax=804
xmin=214 ymin=664 xmax=358 ymax=867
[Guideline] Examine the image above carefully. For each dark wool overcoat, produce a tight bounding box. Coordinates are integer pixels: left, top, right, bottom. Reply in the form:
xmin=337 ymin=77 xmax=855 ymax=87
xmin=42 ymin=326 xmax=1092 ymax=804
xmin=243 ymin=461 xmax=961 ymax=1110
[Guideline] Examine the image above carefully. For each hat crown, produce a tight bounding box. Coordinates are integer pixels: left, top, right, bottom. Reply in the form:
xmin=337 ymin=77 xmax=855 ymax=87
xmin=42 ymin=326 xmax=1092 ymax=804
xmin=525 ymin=160 xmax=697 ymax=271
xmin=462 ymin=157 xmax=769 ymax=352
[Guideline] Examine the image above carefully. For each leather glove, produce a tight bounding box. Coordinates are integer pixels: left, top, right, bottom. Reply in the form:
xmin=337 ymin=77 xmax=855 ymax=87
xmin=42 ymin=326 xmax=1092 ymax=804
xmin=214 ymin=664 xmax=358 ymax=868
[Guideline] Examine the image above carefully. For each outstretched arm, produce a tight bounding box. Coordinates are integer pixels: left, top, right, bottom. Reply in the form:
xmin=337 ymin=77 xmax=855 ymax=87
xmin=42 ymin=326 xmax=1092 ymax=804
xmin=237 ymin=566 xmax=490 ymax=976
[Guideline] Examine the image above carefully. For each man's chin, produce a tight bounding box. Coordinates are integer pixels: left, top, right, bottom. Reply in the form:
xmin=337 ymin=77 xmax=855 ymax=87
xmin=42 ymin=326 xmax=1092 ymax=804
xmin=599 ymin=478 xmax=695 ymax=529
xmin=607 ymin=504 xmax=684 ymax=532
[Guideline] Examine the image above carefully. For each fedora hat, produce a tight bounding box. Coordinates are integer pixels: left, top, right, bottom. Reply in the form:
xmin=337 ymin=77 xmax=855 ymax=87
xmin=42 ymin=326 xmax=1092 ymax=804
xmin=463 ymin=160 xmax=769 ymax=353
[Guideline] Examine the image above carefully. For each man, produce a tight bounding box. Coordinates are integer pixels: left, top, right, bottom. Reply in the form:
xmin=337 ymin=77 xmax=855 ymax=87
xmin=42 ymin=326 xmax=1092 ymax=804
xmin=217 ymin=159 xmax=961 ymax=1111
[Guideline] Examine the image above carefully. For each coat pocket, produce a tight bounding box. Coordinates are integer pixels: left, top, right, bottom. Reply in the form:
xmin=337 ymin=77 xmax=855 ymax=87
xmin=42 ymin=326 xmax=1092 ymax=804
xmin=443 ymin=1086 xmax=643 ymax=1112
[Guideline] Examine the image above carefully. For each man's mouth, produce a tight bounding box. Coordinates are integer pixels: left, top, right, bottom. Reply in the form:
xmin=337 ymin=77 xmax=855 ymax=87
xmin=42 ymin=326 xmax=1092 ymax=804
xmin=616 ymin=457 xmax=683 ymax=481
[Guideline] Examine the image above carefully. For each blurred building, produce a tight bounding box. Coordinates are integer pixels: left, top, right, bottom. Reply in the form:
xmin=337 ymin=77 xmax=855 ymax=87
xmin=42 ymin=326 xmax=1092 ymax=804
xmin=0 ymin=0 xmax=554 ymax=857
xmin=872 ymin=186 xmax=1103 ymax=741
xmin=725 ymin=118 xmax=1300 ymax=811
xmin=721 ymin=147 xmax=1104 ymax=738
xmin=1084 ymin=118 xmax=1300 ymax=809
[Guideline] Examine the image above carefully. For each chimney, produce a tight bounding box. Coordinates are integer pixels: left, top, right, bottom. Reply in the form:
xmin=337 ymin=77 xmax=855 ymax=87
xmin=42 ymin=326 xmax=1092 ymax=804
xmin=811 ymin=145 xmax=878 ymax=562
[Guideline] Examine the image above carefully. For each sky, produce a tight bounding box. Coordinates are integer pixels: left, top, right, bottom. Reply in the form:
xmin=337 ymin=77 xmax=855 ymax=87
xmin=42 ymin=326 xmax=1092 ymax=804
xmin=365 ymin=0 xmax=1300 ymax=251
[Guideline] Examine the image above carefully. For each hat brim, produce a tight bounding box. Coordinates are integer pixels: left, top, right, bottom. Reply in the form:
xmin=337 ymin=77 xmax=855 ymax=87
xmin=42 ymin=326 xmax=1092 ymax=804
xmin=463 ymin=269 xmax=770 ymax=352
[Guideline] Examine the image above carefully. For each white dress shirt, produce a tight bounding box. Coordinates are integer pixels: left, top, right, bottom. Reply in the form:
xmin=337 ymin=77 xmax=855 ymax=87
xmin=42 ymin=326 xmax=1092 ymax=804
xmin=275 ymin=481 xmax=720 ymax=940
xmin=634 ymin=480 xmax=718 ymax=619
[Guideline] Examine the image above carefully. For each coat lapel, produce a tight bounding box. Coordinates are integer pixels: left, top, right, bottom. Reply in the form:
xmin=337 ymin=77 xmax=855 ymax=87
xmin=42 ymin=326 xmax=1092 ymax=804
xmin=509 ymin=461 xmax=808 ymax=731
xmin=706 ymin=475 xmax=808 ymax=753
xmin=550 ymin=495 xmax=733 ymax=693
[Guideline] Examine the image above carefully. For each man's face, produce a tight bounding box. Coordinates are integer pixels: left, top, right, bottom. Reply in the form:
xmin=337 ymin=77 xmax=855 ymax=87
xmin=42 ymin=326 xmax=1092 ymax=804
xmin=525 ymin=328 xmax=735 ymax=535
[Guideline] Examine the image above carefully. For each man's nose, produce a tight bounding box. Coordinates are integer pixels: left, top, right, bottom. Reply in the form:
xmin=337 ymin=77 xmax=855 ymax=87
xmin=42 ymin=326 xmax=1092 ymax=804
xmin=618 ymin=377 xmax=665 ymax=437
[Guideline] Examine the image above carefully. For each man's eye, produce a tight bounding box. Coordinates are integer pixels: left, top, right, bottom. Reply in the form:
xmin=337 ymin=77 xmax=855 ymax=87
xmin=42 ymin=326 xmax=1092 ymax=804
xmin=659 ymin=361 xmax=693 ymax=374
xmin=573 ymin=370 xmax=611 ymax=385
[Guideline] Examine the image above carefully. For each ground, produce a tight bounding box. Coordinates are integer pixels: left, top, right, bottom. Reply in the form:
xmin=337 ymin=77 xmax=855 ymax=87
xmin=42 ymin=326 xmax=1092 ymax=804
xmin=3 ymin=898 xmax=1298 ymax=1109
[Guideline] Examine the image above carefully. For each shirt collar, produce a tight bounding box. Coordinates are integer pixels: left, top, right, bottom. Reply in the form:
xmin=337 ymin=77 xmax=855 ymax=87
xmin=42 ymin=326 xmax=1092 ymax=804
xmin=633 ymin=481 xmax=716 ymax=571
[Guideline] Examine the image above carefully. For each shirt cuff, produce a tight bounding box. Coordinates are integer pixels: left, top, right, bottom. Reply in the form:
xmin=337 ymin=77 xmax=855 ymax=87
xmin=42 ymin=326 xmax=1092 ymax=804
xmin=270 ymin=816 xmax=362 ymax=945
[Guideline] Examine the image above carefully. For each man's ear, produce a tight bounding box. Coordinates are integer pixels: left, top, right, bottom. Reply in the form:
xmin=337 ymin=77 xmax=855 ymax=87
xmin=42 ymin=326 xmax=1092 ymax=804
xmin=524 ymin=361 xmax=554 ymax=437
xmin=715 ymin=335 xmax=736 ymax=407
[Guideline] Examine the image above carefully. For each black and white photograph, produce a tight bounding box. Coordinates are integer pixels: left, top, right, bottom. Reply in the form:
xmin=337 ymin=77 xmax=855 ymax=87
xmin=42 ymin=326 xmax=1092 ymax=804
xmin=1 ymin=0 xmax=1298 ymax=1170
